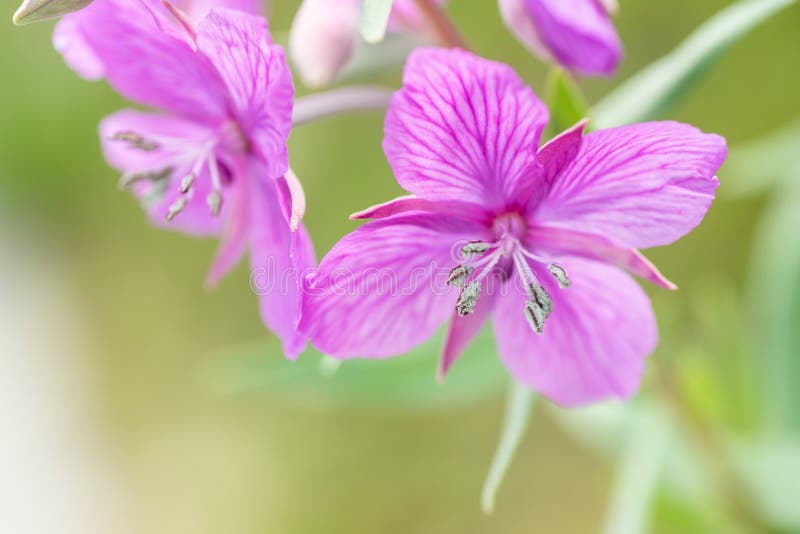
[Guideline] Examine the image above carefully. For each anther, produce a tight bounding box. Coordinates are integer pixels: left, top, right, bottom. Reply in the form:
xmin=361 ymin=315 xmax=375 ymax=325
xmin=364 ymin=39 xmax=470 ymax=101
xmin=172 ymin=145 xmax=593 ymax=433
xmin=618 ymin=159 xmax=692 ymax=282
xmin=179 ymin=173 xmax=196 ymax=194
xmin=526 ymin=283 xmax=553 ymax=317
xmin=461 ymin=241 xmax=491 ymax=257
xmin=207 ymin=190 xmax=223 ymax=217
xmin=111 ymin=131 xmax=159 ymax=151
xmin=547 ymin=264 xmax=571 ymax=288
xmin=455 ymin=281 xmax=481 ymax=316
xmin=118 ymin=168 xmax=171 ymax=190
xmin=166 ymin=196 xmax=188 ymax=221
xmin=524 ymin=301 xmax=546 ymax=335
xmin=447 ymin=265 xmax=474 ymax=287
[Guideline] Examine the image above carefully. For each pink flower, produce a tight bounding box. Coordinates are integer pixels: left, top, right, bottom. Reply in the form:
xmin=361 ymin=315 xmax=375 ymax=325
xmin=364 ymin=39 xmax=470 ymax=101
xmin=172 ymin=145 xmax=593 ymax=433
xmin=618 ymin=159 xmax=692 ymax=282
xmin=54 ymin=0 xmax=263 ymax=80
xmin=289 ymin=0 xmax=446 ymax=87
xmin=59 ymin=0 xmax=314 ymax=358
xmin=499 ymin=0 xmax=622 ymax=76
xmin=300 ymin=48 xmax=726 ymax=406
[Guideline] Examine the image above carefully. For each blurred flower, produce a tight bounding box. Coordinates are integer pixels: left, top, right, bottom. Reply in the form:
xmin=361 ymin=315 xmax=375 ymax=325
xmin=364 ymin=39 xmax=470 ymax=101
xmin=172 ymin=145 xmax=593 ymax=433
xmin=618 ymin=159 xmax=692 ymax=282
xmin=12 ymin=0 xmax=94 ymax=25
xmin=300 ymin=48 xmax=726 ymax=406
xmin=498 ymin=0 xmax=623 ymax=76
xmin=59 ymin=0 xmax=313 ymax=358
xmin=53 ymin=0 xmax=262 ymax=80
xmin=289 ymin=0 xmax=446 ymax=88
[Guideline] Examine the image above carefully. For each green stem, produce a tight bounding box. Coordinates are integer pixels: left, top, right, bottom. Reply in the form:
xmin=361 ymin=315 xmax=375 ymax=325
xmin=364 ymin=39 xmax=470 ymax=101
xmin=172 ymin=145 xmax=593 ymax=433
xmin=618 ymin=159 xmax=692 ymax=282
xmin=481 ymin=381 xmax=536 ymax=514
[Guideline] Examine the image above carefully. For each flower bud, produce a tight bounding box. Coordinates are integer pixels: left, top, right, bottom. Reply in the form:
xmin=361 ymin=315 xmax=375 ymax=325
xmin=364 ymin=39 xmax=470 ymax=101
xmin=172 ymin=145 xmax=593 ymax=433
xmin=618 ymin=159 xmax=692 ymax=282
xmin=13 ymin=0 xmax=94 ymax=25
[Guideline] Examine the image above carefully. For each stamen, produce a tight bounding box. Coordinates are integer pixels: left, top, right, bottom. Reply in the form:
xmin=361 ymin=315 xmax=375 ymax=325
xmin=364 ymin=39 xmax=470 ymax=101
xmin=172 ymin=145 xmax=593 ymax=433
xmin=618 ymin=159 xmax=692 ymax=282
xmin=179 ymin=173 xmax=196 ymax=194
xmin=526 ymin=283 xmax=553 ymax=317
xmin=547 ymin=264 xmax=571 ymax=288
xmin=111 ymin=131 xmax=159 ymax=151
xmin=166 ymin=196 xmax=188 ymax=221
xmin=456 ymin=280 xmax=481 ymax=316
xmin=447 ymin=265 xmax=474 ymax=287
xmin=461 ymin=241 xmax=492 ymax=257
xmin=118 ymin=168 xmax=172 ymax=190
xmin=207 ymin=190 xmax=223 ymax=217
xmin=524 ymin=301 xmax=546 ymax=335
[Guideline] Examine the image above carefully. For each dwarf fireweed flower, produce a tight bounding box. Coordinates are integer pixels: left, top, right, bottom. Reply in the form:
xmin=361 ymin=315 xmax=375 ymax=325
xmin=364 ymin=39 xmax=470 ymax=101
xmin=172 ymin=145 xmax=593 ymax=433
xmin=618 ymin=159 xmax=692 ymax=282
xmin=499 ymin=0 xmax=622 ymax=76
xmin=289 ymin=0 xmax=447 ymax=87
xmin=300 ymin=48 xmax=726 ymax=406
xmin=57 ymin=0 xmax=313 ymax=357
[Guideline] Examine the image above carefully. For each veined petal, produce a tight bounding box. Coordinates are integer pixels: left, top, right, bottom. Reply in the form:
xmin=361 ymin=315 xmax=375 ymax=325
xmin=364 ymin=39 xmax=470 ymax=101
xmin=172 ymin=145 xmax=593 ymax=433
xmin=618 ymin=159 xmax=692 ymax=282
xmin=528 ymin=226 xmax=677 ymax=290
xmin=493 ymin=259 xmax=656 ymax=407
xmin=172 ymin=0 xmax=263 ymax=21
xmin=198 ymin=8 xmax=293 ymax=180
xmin=350 ymin=195 xmax=491 ymax=223
xmin=384 ymin=48 xmax=549 ymax=208
xmin=289 ymin=0 xmax=360 ymax=88
xmin=300 ymin=212 xmax=490 ymax=358
xmin=521 ymin=0 xmax=622 ymax=76
xmin=206 ymin=174 xmax=250 ymax=287
xmin=534 ymin=121 xmax=727 ymax=249
xmin=69 ymin=0 xmax=228 ymax=122
xmin=249 ymin=173 xmax=316 ymax=359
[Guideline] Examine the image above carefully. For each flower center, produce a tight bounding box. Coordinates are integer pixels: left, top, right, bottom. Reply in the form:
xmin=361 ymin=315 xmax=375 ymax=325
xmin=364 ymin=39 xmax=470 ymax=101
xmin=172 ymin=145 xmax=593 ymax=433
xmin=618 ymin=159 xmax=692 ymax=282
xmin=111 ymin=120 xmax=250 ymax=222
xmin=447 ymin=213 xmax=572 ymax=335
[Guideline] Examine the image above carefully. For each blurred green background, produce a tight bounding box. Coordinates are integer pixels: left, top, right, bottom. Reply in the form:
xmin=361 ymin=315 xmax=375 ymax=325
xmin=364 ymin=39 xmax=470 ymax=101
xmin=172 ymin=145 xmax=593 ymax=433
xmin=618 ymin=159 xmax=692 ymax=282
xmin=1 ymin=1 xmax=799 ymax=533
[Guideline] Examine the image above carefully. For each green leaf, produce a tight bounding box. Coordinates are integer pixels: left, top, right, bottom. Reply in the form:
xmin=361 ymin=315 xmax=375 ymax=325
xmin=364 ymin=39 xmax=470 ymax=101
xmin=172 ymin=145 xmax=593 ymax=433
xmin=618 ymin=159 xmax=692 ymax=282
xmin=206 ymin=325 xmax=507 ymax=414
xmin=543 ymin=67 xmax=589 ymax=136
xmin=724 ymin=119 xmax=800 ymax=198
xmin=359 ymin=0 xmax=394 ymax=44
xmin=747 ymin=183 xmax=800 ymax=428
xmin=593 ymin=0 xmax=798 ymax=128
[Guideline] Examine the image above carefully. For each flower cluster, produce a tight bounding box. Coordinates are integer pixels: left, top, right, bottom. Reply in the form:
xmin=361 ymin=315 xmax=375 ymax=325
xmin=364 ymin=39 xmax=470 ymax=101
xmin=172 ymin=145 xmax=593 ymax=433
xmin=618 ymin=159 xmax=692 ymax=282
xmin=16 ymin=0 xmax=726 ymax=407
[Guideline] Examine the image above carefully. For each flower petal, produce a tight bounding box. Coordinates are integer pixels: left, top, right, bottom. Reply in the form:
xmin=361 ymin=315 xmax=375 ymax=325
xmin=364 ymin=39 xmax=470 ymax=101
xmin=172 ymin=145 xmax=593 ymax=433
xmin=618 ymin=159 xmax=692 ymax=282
xmin=300 ymin=212 xmax=490 ymax=358
xmin=67 ymin=0 xmax=228 ymax=122
xmin=350 ymin=195 xmax=491 ymax=223
xmin=528 ymin=226 xmax=677 ymax=290
xmin=522 ymin=0 xmax=622 ymax=76
xmin=492 ymin=259 xmax=657 ymax=406
xmin=197 ymin=8 xmax=293 ymax=179
xmin=384 ymin=48 xmax=549 ymax=208
xmin=439 ymin=290 xmax=496 ymax=381
xmin=53 ymin=15 xmax=105 ymax=80
xmin=534 ymin=121 xmax=727 ymax=249
xmin=249 ymin=173 xmax=316 ymax=359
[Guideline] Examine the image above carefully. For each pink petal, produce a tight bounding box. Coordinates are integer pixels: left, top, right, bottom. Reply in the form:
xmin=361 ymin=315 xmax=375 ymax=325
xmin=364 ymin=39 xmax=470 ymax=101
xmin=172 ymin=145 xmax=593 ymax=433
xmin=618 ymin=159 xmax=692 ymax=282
xmin=527 ymin=225 xmax=677 ymax=290
xmin=350 ymin=195 xmax=490 ymax=222
xmin=522 ymin=119 xmax=587 ymax=206
xmin=289 ymin=0 xmax=360 ymax=88
xmin=249 ymin=170 xmax=316 ymax=359
xmin=206 ymin=173 xmax=250 ymax=287
xmin=384 ymin=48 xmax=549 ymax=208
xmin=439 ymin=290 xmax=496 ymax=381
xmin=172 ymin=0 xmax=264 ymax=21
xmin=521 ymin=0 xmax=622 ymax=76
xmin=534 ymin=121 xmax=727 ymax=249
xmin=53 ymin=15 xmax=105 ymax=80
xmin=492 ymin=258 xmax=657 ymax=407
xmin=197 ymin=8 xmax=293 ymax=180
xmin=300 ymin=212 xmax=490 ymax=358
xmin=70 ymin=0 xmax=228 ymax=123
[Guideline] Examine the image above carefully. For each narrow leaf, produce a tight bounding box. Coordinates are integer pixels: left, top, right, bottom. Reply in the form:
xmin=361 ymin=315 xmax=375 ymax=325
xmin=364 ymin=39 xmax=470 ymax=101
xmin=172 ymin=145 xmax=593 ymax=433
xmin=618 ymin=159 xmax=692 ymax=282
xmin=593 ymin=0 xmax=798 ymax=128
xmin=481 ymin=381 xmax=536 ymax=514
xmin=360 ymin=0 xmax=394 ymax=44
xmin=13 ymin=0 xmax=93 ymax=25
